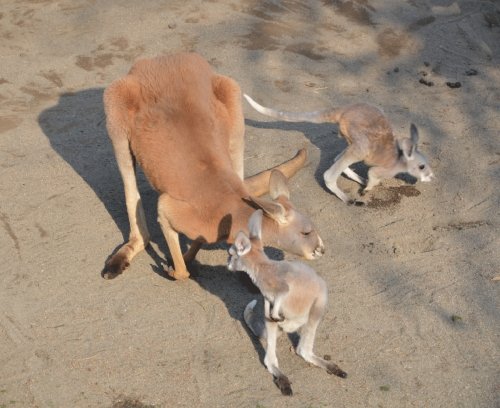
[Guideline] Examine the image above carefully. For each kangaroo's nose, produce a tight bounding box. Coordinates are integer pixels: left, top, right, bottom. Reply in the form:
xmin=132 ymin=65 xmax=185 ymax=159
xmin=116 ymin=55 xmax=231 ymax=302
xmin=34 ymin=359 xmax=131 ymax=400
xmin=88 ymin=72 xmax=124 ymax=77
xmin=421 ymin=172 xmax=434 ymax=182
xmin=315 ymin=246 xmax=325 ymax=257
xmin=313 ymin=239 xmax=325 ymax=258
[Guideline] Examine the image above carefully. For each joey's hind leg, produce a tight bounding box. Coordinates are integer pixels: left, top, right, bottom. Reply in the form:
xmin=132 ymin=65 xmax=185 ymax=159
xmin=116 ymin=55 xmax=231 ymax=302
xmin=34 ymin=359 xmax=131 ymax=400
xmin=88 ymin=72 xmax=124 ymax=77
xmin=343 ymin=167 xmax=366 ymax=186
xmin=334 ymin=152 xmax=366 ymax=186
xmin=157 ymin=195 xmax=190 ymax=280
xmin=324 ymin=148 xmax=361 ymax=204
xmin=264 ymin=320 xmax=293 ymax=396
xmin=295 ymin=311 xmax=347 ymax=378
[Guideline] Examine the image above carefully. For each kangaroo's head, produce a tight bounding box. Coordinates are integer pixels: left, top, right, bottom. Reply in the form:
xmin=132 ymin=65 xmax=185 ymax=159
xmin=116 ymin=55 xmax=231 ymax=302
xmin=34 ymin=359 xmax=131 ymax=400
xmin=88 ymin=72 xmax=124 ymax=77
xmin=246 ymin=170 xmax=325 ymax=260
xmin=228 ymin=209 xmax=265 ymax=272
xmin=398 ymin=124 xmax=434 ymax=182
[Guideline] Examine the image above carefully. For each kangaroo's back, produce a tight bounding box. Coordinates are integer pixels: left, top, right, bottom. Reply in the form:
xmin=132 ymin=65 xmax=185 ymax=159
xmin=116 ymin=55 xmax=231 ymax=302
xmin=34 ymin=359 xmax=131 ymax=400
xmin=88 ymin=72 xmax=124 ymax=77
xmin=105 ymin=53 xmax=239 ymax=199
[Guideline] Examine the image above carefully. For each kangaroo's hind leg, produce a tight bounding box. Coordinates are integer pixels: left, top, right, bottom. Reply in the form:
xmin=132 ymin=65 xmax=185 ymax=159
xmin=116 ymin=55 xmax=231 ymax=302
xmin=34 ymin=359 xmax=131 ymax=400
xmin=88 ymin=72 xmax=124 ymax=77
xmin=324 ymin=146 xmax=362 ymax=204
xmin=102 ymin=81 xmax=150 ymax=279
xmin=213 ymin=74 xmax=245 ymax=180
xmin=333 ymin=152 xmax=366 ymax=185
xmin=264 ymin=320 xmax=293 ymax=396
xmin=157 ymin=194 xmax=190 ymax=280
xmin=295 ymin=297 xmax=347 ymax=378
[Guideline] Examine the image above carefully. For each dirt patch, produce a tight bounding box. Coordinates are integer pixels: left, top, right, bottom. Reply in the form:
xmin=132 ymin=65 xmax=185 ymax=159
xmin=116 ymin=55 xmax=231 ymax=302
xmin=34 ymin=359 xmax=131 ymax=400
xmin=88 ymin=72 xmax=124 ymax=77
xmin=376 ymin=28 xmax=411 ymax=57
xmin=367 ymin=185 xmax=421 ymax=209
xmin=323 ymin=0 xmax=376 ymax=26
xmin=285 ymin=42 xmax=327 ymax=60
xmin=0 ymin=0 xmax=498 ymax=407
xmin=433 ymin=220 xmax=489 ymax=232
xmin=111 ymin=397 xmax=155 ymax=408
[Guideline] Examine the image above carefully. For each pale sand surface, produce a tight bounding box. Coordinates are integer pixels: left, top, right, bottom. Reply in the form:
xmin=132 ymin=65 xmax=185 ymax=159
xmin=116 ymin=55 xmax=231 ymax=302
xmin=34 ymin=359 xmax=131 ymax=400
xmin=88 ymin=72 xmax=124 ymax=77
xmin=0 ymin=1 xmax=499 ymax=407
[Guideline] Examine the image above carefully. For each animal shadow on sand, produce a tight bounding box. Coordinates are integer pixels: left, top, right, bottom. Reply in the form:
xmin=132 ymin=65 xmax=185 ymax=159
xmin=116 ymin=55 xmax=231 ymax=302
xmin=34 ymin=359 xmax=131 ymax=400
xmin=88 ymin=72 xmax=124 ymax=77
xmin=191 ymin=262 xmax=297 ymax=378
xmin=38 ymin=88 xmax=207 ymax=278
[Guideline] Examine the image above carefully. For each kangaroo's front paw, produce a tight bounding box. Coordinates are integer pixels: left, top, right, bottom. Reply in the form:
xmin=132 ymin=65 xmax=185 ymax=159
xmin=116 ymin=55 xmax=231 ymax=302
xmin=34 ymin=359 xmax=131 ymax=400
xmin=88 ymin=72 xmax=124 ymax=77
xmin=266 ymin=314 xmax=285 ymax=323
xmin=274 ymin=374 xmax=293 ymax=396
xmin=326 ymin=362 xmax=347 ymax=378
xmin=102 ymin=254 xmax=129 ymax=279
xmin=165 ymin=265 xmax=190 ymax=280
xmin=348 ymin=199 xmax=365 ymax=207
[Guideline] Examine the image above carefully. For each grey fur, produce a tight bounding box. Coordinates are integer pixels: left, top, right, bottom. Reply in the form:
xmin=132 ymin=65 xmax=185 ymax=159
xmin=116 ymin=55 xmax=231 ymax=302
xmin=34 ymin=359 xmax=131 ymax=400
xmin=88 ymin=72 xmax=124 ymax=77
xmin=244 ymin=94 xmax=434 ymax=204
xmin=228 ymin=210 xmax=347 ymax=395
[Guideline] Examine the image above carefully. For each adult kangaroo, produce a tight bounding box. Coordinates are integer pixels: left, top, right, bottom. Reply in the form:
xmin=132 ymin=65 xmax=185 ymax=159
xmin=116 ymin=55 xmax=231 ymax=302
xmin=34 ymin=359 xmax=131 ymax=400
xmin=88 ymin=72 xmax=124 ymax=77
xmin=103 ymin=53 xmax=324 ymax=280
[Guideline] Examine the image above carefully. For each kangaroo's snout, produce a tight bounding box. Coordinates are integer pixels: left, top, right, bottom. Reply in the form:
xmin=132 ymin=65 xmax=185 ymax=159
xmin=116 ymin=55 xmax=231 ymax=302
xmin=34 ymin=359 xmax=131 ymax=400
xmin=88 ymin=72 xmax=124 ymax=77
xmin=420 ymin=171 xmax=434 ymax=182
xmin=306 ymin=236 xmax=325 ymax=260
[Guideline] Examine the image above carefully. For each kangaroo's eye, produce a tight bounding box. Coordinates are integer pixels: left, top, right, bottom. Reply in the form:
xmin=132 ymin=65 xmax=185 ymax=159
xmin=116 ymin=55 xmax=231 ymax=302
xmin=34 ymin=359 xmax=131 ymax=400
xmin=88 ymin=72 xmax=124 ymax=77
xmin=302 ymin=231 xmax=311 ymax=236
xmin=419 ymin=164 xmax=425 ymax=170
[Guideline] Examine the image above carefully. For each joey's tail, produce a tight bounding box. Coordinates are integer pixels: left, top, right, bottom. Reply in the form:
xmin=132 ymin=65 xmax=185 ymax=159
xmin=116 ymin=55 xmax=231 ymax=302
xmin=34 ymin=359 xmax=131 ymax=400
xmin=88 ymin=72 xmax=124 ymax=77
xmin=244 ymin=299 xmax=266 ymax=339
xmin=244 ymin=94 xmax=341 ymax=124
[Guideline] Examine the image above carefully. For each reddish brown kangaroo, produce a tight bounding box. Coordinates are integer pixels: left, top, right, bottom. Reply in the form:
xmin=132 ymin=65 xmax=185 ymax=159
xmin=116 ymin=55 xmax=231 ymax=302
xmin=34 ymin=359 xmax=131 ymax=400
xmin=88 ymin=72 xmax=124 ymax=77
xmin=102 ymin=53 xmax=324 ymax=280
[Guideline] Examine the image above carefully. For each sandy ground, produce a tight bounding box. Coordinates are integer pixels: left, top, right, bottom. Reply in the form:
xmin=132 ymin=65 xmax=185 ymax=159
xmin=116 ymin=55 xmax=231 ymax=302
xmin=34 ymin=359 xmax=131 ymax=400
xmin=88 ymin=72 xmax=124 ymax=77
xmin=1 ymin=0 xmax=499 ymax=407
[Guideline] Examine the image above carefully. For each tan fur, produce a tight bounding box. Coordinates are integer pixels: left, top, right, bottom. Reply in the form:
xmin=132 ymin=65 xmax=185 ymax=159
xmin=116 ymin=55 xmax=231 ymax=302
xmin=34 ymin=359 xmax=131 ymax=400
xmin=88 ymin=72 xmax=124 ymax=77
xmin=244 ymin=95 xmax=434 ymax=204
xmin=102 ymin=53 xmax=323 ymax=280
xmin=228 ymin=210 xmax=346 ymax=396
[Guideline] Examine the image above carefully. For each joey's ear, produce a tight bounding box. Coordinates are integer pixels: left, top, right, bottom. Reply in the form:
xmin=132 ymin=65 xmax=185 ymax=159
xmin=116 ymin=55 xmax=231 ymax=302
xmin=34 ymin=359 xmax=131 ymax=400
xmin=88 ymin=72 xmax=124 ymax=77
xmin=247 ymin=196 xmax=288 ymax=225
xmin=269 ymin=170 xmax=290 ymax=200
xmin=248 ymin=209 xmax=263 ymax=240
xmin=410 ymin=123 xmax=419 ymax=145
xmin=398 ymin=137 xmax=416 ymax=160
xmin=234 ymin=231 xmax=251 ymax=256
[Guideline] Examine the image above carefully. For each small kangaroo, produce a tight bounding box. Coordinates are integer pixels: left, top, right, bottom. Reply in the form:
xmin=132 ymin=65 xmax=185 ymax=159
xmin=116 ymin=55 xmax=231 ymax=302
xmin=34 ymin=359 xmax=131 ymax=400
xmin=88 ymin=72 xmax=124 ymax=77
xmin=228 ymin=209 xmax=347 ymax=396
xmin=103 ymin=53 xmax=324 ymax=280
xmin=244 ymin=94 xmax=434 ymax=204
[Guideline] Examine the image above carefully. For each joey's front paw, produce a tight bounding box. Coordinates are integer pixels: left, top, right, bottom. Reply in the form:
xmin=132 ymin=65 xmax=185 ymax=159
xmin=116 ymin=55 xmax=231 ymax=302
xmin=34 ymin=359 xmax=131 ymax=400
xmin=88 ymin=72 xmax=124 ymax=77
xmin=266 ymin=313 xmax=285 ymax=323
xmin=165 ymin=265 xmax=190 ymax=281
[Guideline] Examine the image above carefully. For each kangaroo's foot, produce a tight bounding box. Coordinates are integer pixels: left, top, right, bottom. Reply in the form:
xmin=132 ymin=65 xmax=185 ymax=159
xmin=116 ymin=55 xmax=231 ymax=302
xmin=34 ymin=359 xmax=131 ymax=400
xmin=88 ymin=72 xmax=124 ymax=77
xmin=165 ymin=265 xmax=190 ymax=280
xmin=102 ymin=252 xmax=130 ymax=279
xmin=274 ymin=374 xmax=293 ymax=396
xmin=326 ymin=361 xmax=347 ymax=378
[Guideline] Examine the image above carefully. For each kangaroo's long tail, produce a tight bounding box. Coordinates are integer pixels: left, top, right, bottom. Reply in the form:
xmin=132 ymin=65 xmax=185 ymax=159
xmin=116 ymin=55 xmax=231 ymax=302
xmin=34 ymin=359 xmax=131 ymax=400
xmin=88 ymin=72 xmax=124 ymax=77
xmin=244 ymin=94 xmax=342 ymax=124
xmin=244 ymin=148 xmax=306 ymax=197
xmin=244 ymin=299 xmax=266 ymax=339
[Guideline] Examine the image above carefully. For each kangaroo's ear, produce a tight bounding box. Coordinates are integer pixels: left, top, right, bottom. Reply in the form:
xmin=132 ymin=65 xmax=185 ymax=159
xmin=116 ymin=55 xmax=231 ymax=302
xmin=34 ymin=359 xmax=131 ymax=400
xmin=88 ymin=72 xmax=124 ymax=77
xmin=247 ymin=196 xmax=288 ymax=225
xmin=234 ymin=231 xmax=251 ymax=256
xmin=397 ymin=137 xmax=416 ymax=160
xmin=248 ymin=209 xmax=263 ymax=240
xmin=410 ymin=123 xmax=419 ymax=145
xmin=269 ymin=170 xmax=290 ymax=200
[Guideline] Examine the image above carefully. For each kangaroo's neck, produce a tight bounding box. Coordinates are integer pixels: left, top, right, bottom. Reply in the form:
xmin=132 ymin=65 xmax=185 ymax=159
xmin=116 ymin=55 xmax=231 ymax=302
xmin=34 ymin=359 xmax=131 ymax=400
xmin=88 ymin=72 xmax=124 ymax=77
xmin=241 ymin=256 xmax=279 ymax=294
xmin=390 ymin=155 xmax=409 ymax=177
xmin=227 ymin=204 xmax=279 ymax=246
